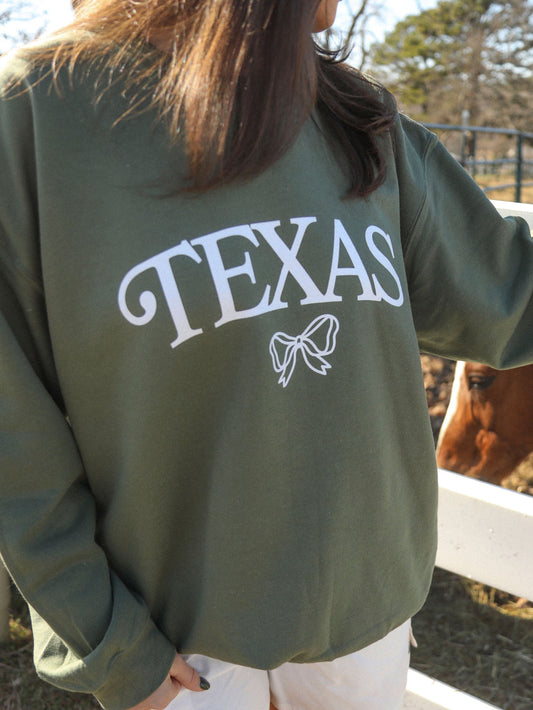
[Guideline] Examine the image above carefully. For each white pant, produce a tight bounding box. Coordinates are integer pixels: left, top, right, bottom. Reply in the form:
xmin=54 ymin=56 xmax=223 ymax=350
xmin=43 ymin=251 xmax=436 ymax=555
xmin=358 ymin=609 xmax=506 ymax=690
xmin=166 ymin=620 xmax=412 ymax=710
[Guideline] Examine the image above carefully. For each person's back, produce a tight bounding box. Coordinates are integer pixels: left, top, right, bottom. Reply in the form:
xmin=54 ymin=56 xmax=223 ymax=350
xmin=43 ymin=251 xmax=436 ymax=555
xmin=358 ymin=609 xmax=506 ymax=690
xmin=1 ymin=2 xmax=533 ymax=710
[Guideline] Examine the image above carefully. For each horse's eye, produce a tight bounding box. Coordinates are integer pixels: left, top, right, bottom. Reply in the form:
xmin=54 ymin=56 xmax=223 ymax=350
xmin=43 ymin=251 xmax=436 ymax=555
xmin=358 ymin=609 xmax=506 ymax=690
xmin=467 ymin=374 xmax=496 ymax=390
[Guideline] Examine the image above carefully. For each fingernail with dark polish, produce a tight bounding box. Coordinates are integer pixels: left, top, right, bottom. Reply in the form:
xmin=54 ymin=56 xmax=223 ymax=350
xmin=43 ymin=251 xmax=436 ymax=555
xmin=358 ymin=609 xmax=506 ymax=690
xmin=199 ymin=677 xmax=210 ymax=691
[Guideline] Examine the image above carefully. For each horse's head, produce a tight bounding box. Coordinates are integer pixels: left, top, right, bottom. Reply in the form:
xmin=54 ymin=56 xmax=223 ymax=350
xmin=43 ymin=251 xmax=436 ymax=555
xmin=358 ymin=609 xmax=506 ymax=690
xmin=436 ymin=362 xmax=533 ymax=484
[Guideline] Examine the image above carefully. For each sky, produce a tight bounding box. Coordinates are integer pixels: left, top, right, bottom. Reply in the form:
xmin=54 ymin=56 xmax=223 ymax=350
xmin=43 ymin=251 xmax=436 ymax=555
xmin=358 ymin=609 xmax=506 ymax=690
xmin=335 ymin=0 xmax=438 ymax=42
xmin=12 ymin=0 xmax=440 ymax=35
xmin=2 ymin=0 xmax=439 ymax=54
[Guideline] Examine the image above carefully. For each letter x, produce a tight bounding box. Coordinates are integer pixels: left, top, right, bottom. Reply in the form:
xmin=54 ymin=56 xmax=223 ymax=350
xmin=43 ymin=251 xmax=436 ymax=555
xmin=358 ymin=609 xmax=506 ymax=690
xmin=252 ymin=217 xmax=326 ymax=307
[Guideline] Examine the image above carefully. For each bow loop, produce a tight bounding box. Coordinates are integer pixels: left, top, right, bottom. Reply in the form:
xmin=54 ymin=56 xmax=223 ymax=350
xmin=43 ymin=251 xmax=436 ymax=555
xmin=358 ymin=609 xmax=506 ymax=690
xmin=269 ymin=314 xmax=339 ymax=387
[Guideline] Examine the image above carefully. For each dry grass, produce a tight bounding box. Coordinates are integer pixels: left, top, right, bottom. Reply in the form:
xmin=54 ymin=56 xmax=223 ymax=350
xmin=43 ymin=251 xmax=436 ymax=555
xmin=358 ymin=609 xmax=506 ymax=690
xmin=475 ymin=174 xmax=533 ymax=203
xmin=502 ymin=454 xmax=533 ymax=497
xmin=412 ymin=569 xmax=533 ymax=710
xmin=0 ymin=589 xmax=98 ymax=710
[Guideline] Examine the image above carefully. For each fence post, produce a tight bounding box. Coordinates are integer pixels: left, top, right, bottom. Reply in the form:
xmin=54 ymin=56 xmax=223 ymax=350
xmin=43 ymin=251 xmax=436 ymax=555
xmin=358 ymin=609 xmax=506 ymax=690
xmin=470 ymin=131 xmax=477 ymax=180
xmin=460 ymin=110 xmax=470 ymax=167
xmin=0 ymin=562 xmax=9 ymax=642
xmin=515 ymin=133 xmax=523 ymax=203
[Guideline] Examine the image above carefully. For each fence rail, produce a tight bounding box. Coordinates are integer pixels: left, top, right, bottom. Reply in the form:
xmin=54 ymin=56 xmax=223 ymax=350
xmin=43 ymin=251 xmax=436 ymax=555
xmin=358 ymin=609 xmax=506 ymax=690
xmin=424 ymin=123 xmax=533 ymax=203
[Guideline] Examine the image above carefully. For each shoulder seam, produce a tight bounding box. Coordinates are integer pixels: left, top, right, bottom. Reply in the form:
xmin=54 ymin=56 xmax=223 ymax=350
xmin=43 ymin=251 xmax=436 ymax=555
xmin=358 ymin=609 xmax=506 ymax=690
xmin=402 ymin=131 xmax=439 ymax=258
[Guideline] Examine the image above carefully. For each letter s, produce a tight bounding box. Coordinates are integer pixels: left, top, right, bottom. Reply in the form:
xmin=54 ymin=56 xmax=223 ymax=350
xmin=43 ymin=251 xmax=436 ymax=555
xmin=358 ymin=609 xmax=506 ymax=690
xmin=365 ymin=226 xmax=404 ymax=307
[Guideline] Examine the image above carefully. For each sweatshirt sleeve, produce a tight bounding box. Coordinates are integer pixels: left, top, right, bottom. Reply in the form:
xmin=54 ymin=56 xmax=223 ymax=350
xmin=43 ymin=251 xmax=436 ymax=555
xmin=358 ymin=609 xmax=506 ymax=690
xmin=0 ymin=57 xmax=176 ymax=710
xmin=395 ymin=115 xmax=533 ymax=368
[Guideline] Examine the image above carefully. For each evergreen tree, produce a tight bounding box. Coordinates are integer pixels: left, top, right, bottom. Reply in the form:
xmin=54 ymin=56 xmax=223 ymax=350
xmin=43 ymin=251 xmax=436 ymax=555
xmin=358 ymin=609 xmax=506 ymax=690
xmin=369 ymin=0 xmax=533 ymax=128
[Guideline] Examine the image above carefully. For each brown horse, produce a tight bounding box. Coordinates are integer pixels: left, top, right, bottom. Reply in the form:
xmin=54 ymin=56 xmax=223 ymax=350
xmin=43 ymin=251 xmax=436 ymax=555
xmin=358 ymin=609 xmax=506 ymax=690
xmin=436 ymin=361 xmax=533 ymax=484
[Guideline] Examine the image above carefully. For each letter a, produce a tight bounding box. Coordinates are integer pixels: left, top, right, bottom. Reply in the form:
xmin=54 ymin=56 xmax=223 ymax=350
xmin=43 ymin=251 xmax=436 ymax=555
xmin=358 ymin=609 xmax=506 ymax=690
xmin=324 ymin=220 xmax=378 ymax=302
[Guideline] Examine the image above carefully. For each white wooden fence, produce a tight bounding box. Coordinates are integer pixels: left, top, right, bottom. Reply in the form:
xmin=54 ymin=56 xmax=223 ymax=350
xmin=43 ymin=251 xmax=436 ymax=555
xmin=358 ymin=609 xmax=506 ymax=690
xmin=1 ymin=202 xmax=532 ymax=710
xmin=403 ymin=468 xmax=533 ymax=710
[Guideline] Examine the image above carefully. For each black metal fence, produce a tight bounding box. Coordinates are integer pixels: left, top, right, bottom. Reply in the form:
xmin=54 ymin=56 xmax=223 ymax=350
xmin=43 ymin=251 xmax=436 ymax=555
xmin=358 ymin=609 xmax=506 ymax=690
xmin=423 ymin=123 xmax=533 ymax=203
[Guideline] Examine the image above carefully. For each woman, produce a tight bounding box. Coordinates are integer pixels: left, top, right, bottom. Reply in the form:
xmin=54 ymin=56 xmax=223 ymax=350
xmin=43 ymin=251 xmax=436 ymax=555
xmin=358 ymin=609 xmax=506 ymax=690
xmin=1 ymin=1 xmax=533 ymax=709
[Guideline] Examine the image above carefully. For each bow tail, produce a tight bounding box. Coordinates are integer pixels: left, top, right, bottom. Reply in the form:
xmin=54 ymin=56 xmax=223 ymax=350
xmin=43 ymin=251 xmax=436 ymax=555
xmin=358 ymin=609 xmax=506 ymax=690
xmin=278 ymin=347 xmax=299 ymax=387
xmin=301 ymin=348 xmax=332 ymax=376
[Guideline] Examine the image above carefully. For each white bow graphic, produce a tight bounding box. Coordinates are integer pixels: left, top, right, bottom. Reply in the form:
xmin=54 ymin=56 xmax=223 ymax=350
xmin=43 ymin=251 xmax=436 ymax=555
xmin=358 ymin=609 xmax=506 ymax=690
xmin=269 ymin=314 xmax=340 ymax=388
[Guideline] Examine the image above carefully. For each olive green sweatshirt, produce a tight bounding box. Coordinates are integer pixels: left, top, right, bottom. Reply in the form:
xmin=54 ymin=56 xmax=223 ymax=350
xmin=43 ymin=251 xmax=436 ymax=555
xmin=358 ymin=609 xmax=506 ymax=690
xmin=1 ymin=48 xmax=533 ymax=710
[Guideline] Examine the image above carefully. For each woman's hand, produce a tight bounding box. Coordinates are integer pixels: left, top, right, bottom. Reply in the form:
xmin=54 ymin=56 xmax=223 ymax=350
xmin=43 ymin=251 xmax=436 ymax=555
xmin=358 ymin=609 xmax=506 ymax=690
xmin=126 ymin=653 xmax=210 ymax=710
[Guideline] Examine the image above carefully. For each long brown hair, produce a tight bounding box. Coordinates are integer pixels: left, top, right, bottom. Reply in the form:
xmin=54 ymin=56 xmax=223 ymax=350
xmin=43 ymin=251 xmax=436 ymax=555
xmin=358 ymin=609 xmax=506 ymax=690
xmin=21 ymin=0 xmax=397 ymax=196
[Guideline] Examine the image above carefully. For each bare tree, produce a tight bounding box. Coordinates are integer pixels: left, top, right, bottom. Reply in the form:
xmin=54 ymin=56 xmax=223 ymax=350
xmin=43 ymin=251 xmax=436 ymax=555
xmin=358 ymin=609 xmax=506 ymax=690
xmin=0 ymin=0 xmax=49 ymax=54
xmin=319 ymin=0 xmax=385 ymax=71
